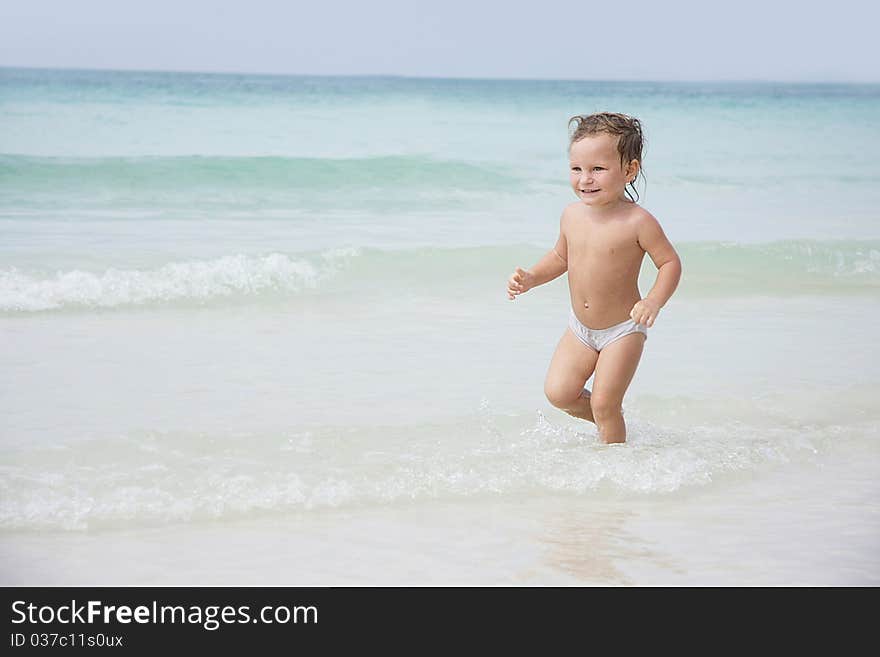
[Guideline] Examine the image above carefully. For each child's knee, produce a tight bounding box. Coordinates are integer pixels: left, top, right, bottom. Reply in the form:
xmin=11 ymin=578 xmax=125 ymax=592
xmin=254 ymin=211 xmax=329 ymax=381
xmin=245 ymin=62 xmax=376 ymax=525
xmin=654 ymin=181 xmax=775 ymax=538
xmin=590 ymin=393 xmax=622 ymax=422
xmin=544 ymin=382 xmax=579 ymax=410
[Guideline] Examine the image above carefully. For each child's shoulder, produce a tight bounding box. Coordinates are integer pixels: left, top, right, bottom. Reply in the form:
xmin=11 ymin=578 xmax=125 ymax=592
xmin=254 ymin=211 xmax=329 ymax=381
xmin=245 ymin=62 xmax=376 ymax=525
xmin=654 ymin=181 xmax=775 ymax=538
xmin=629 ymin=205 xmax=674 ymax=250
xmin=559 ymin=201 xmax=582 ymax=231
xmin=628 ymin=203 xmax=663 ymax=230
xmin=562 ymin=201 xmax=582 ymax=217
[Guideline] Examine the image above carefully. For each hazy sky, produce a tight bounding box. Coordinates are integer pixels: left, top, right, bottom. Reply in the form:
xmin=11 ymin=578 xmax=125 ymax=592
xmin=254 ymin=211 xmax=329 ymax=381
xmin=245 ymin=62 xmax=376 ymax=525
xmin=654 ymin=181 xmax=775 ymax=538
xmin=2 ymin=0 xmax=878 ymax=82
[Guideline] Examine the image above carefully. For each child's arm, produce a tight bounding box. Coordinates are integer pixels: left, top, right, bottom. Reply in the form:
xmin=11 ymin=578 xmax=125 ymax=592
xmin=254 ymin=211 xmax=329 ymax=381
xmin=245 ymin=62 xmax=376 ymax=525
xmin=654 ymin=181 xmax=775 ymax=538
xmin=507 ymin=214 xmax=568 ymax=300
xmin=630 ymin=213 xmax=681 ymax=326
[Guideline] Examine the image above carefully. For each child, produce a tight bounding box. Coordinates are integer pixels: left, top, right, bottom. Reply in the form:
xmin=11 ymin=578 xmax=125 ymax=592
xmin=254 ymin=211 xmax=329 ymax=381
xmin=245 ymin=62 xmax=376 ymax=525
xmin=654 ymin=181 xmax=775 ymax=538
xmin=507 ymin=112 xmax=681 ymax=444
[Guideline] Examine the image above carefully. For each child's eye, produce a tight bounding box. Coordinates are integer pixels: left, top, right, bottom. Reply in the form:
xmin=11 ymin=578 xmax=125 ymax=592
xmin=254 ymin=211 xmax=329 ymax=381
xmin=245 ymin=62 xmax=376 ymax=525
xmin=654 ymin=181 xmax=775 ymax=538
xmin=592 ymin=167 xmax=605 ymax=171
xmin=570 ymin=167 xmax=581 ymax=172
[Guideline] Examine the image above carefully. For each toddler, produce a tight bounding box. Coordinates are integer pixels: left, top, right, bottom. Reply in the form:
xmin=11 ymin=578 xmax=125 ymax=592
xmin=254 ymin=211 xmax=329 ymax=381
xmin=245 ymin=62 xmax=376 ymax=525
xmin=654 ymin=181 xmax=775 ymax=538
xmin=507 ymin=112 xmax=681 ymax=443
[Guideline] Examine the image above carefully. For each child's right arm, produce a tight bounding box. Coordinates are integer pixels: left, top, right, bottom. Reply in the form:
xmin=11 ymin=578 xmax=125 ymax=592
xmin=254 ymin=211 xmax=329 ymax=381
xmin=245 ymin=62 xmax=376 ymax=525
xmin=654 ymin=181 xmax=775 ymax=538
xmin=507 ymin=213 xmax=568 ymax=300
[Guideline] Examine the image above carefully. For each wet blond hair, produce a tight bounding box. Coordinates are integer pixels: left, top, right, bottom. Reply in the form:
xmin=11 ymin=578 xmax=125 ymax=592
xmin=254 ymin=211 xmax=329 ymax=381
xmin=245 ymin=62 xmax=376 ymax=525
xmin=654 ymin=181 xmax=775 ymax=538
xmin=568 ymin=112 xmax=645 ymax=202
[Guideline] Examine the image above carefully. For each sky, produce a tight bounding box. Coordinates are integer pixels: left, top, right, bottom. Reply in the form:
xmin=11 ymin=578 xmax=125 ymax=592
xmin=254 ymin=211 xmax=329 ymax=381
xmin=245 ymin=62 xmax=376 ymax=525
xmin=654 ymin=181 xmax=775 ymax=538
xmin=1 ymin=0 xmax=878 ymax=82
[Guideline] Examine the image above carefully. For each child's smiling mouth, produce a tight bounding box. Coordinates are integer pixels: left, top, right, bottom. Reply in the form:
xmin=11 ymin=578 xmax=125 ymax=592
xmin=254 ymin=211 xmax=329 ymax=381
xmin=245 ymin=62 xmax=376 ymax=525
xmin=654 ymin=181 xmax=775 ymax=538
xmin=580 ymin=188 xmax=600 ymax=194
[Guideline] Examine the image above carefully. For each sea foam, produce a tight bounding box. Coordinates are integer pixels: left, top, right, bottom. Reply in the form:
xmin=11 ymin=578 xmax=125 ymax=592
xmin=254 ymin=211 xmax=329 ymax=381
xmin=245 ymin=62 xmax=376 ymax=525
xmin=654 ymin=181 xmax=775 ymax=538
xmin=1 ymin=398 xmax=866 ymax=531
xmin=0 ymin=248 xmax=359 ymax=311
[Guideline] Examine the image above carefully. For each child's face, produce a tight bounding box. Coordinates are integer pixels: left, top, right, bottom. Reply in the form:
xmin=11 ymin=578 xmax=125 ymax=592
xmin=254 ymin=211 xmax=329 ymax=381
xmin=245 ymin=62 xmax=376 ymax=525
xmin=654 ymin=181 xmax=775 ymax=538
xmin=569 ymin=133 xmax=638 ymax=207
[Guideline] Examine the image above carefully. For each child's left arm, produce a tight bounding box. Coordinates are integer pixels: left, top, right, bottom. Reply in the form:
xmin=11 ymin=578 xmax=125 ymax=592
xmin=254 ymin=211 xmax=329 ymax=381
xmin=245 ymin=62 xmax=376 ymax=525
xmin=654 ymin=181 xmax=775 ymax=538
xmin=630 ymin=213 xmax=682 ymax=328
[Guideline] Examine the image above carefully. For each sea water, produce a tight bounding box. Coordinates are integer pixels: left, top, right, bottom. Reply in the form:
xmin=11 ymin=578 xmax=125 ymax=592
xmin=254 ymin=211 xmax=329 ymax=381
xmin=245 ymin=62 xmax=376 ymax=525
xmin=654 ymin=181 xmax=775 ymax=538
xmin=1 ymin=68 xmax=878 ymax=585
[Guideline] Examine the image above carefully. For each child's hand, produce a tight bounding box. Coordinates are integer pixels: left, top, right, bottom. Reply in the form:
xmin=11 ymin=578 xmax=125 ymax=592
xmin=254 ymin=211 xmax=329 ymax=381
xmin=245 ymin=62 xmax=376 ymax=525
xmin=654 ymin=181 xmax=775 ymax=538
xmin=507 ymin=267 xmax=534 ymax=300
xmin=630 ymin=298 xmax=660 ymax=327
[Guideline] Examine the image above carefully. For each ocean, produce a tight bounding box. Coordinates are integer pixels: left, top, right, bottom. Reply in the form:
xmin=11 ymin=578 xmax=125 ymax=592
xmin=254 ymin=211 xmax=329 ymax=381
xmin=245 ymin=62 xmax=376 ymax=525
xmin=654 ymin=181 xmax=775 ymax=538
xmin=1 ymin=67 xmax=878 ymax=585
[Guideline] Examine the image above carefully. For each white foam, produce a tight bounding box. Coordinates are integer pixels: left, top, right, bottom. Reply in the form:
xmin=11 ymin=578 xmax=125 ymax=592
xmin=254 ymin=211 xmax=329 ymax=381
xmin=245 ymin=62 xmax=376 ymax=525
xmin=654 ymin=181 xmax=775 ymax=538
xmin=1 ymin=400 xmax=870 ymax=532
xmin=0 ymin=248 xmax=360 ymax=311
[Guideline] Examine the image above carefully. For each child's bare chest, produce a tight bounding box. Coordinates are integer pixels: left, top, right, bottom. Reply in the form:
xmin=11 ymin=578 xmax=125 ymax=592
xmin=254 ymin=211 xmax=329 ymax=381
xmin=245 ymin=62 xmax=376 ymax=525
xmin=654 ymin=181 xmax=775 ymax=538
xmin=567 ymin=221 xmax=642 ymax=263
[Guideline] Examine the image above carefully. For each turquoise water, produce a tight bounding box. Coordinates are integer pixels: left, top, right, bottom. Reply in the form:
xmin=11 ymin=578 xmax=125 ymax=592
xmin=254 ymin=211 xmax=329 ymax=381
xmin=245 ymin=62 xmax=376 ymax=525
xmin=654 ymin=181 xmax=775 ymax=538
xmin=3 ymin=67 xmax=880 ymax=310
xmin=2 ymin=241 xmax=878 ymax=313
xmin=1 ymin=68 xmax=878 ymax=585
xmin=3 ymin=68 xmax=880 ymax=242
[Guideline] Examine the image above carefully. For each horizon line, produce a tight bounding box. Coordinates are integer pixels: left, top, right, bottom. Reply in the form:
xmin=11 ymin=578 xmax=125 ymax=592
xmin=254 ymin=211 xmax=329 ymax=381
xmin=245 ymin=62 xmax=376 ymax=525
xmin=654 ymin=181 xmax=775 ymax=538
xmin=2 ymin=64 xmax=878 ymax=87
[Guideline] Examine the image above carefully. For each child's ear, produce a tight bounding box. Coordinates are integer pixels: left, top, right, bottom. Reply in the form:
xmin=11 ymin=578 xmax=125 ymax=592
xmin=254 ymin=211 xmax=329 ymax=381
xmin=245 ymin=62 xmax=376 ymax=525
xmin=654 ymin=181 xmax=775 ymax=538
xmin=627 ymin=159 xmax=640 ymax=181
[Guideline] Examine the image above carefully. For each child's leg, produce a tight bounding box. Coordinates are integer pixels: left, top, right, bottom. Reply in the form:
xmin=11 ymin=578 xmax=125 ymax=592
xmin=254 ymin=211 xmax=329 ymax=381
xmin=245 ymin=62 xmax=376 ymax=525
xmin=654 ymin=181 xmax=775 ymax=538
xmin=590 ymin=333 xmax=645 ymax=443
xmin=544 ymin=328 xmax=600 ymax=422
